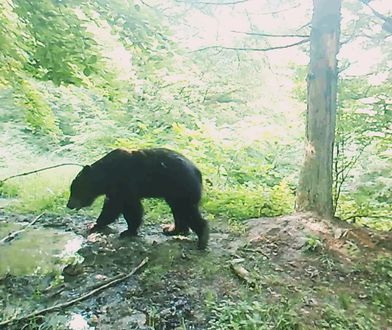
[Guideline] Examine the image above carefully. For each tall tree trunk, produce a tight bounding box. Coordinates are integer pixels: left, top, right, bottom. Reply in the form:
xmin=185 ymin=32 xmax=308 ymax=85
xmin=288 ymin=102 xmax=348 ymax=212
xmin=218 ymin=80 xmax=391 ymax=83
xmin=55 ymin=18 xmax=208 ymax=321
xmin=296 ymin=0 xmax=341 ymax=219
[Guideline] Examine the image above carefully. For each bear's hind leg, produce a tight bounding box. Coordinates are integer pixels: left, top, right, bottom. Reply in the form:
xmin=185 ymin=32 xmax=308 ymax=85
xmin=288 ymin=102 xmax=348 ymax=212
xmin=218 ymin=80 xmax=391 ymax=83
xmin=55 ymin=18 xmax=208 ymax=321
xmin=187 ymin=205 xmax=209 ymax=250
xmin=164 ymin=200 xmax=208 ymax=249
xmin=121 ymin=200 xmax=144 ymax=238
xmin=163 ymin=201 xmax=190 ymax=236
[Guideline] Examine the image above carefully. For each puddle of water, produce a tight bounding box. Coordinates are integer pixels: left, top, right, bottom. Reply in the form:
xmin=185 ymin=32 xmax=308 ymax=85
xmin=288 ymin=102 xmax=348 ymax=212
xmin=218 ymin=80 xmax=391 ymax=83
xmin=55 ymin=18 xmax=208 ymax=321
xmin=0 ymin=198 xmax=17 ymax=208
xmin=0 ymin=221 xmax=83 ymax=276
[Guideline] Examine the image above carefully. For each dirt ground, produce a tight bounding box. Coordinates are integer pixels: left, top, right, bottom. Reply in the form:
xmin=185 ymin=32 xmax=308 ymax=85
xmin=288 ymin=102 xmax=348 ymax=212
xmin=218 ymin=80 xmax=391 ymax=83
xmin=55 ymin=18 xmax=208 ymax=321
xmin=0 ymin=212 xmax=391 ymax=329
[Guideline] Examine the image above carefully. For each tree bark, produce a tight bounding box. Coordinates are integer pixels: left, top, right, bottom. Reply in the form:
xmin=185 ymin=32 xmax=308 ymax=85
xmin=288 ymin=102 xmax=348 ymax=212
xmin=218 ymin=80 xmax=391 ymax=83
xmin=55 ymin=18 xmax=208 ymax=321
xmin=296 ymin=0 xmax=341 ymax=219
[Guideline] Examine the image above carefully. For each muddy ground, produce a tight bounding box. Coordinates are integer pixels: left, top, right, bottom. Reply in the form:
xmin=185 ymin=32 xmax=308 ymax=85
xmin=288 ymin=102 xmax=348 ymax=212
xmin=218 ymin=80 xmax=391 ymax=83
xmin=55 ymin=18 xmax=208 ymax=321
xmin=0 ymin=211 xmax=391 ymax=330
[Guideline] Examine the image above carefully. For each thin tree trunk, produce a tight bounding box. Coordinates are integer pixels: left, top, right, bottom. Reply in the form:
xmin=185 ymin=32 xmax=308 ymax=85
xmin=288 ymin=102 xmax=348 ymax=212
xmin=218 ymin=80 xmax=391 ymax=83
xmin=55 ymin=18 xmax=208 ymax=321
xmin=296 ymin=0 xmax=341 ymax=219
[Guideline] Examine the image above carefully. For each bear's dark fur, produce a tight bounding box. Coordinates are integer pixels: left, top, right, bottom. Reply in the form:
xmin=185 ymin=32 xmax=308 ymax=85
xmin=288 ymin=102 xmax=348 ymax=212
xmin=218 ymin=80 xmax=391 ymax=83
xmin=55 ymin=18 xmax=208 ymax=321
xmin=67 ymin=148 xmax=209 ymax=249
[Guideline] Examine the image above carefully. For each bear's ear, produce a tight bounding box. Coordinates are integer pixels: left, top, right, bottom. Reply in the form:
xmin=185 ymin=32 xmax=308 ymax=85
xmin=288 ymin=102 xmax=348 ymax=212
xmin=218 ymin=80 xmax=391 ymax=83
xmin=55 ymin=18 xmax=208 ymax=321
xmin=76 ymin=165 xmax=91 ymax=179
xmin=82 ymin=165 xmax=91 ymax=172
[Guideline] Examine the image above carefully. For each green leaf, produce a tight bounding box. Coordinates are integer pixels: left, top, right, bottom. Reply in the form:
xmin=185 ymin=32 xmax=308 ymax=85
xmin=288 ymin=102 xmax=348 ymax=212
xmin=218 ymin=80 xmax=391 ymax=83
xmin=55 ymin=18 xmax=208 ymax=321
xmin=87 ymin=55 xmax=97 ymax=64
xmin=83 ymin=67 xmax=92 ymax=76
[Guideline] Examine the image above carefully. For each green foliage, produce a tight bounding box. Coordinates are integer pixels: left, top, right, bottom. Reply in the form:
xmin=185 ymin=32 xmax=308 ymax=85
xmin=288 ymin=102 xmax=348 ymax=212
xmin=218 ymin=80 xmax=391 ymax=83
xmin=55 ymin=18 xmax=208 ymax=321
xmin=318 ymin=305 xmax=375 ymax=329
xmin=334 ymin=75 xmax=392 ymax=223
xmin=16 ymin=80 xmax=59 ymax=136
xmin=372 ymin=256 xmax=392 ymax=280
xmin=12 ymin=0 xmax=104 ymax=86
xmin=0 ymin=168 xmax=77 ymax=214
xmin=204 ymin=181 xmax=294 ymax=221
xmin=0 ymin=2 xmax=28 ymax=76
xmin=364 ymin=256 xmax=392 ymax=310
xmin=207 ymin=298 xmax=299 ymax=330
xmin=290 ymin=64 xmax=307 ymax=103
xmin=142 ymin=199 xmax=172 ymax=224
xmin=85 ymin=0 xmax=176 ymax=70
xmin=302 ymin=234 xmax=323 ymax=252
xmin=336 ymin=77 xmax=391 ymax=149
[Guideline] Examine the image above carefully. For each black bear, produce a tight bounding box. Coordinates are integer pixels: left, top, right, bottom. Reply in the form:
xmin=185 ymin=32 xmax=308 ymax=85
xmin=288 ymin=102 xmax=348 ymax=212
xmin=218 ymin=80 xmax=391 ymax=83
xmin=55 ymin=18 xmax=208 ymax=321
xmin=66 ymin=148 xmax=209 ymax=249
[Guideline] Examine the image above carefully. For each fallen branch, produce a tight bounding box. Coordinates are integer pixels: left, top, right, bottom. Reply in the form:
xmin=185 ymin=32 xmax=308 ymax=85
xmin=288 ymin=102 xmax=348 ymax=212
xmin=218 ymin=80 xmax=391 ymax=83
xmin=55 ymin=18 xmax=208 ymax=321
xmin=0 ymin=163 xmax=83 ymax=185
xmin=230 ymin=260 xmax=254 ymax=286
xmin=0 ymin=257 xmax=149 ymax=327
xmin=0 ymin=213 xmax=45 ymax=244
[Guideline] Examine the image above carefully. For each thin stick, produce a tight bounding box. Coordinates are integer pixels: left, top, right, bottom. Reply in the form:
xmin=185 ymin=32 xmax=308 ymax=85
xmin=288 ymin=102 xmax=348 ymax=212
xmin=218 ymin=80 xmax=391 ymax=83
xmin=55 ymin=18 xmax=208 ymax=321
xmin=0 ymin=257 xmax=149 ymax=327
xmin=0 ymin=213 xmax=45 ymax=244
xmin=0 ymin=163 xmax=83 ymax=184
xmin=175 ymin=0 xmax=248 ymax=5
xmin=192 ymin=38 xmax=309 ymax=52
xmin=230 ymin=30 xmax=309 ymax=38
xmin=343 ymin=214 xmax=392 ymax=221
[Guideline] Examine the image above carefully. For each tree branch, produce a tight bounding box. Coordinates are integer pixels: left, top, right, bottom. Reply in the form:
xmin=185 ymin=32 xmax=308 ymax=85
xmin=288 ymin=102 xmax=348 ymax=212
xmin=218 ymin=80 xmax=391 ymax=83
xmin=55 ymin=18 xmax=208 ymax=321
xmin=0 ymin=163 xmax=83 ymax=184
xmin=359 ymin=0 xmax=391 ymax=23
xmin=333 ymin=142 xmax=340 ymax=212
xmin=257 ymin=4 xmax=300 ymax=16
xmin=192 ymin=38 xmax=309 ymax=52
xmin=175 ymin=0 xmax=248 ymax=5
xmin=231 ymin=30 xmax=309 ymax=38
xmin=140 ymin=0 xmax=153 ymax=8
xmin=343 ymin=214 xmax=392 ymax=222
xmin=333 ymin=142 xmax=370 ymax=213
xmin=296 ymin=21 xmax=311 ymax=31
xmin=340 ymin=20 xmax=360 ymax=45
xmin=359 ymin=0 xmax=392 ymax=33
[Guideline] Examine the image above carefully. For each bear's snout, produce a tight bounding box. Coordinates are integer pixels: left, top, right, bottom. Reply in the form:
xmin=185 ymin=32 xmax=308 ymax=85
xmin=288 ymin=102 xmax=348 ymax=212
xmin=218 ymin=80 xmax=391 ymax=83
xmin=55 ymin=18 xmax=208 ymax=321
xmin=66 ymin=201 xmax=75 ymax=209
xmin=67 ymin=199 xmax=80 ymax=210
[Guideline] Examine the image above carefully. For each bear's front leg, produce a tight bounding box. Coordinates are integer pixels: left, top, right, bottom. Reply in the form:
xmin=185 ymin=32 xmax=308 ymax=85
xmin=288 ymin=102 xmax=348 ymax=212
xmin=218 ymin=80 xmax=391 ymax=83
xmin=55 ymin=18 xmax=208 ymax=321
xmin=161 ymin=224 xmax=190 ymax=236
xmin=120 ymin=199 xmax=144 ymax=238
xmin=89 ymin=197 xmax=122 ymax=234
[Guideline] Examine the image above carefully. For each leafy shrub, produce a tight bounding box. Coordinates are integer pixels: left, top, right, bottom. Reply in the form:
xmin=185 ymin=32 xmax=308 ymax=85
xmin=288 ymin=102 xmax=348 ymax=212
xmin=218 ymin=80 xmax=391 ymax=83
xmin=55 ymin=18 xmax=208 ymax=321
xmin=204 ymin=181 xmax=294 ymax=221
xmin=302 ymin=234 xmax=323 ymax=252
xmin=17 ymin=80 xmax=59 ymax=137
xmin=207 ymin=298 xmax=299 ymax=330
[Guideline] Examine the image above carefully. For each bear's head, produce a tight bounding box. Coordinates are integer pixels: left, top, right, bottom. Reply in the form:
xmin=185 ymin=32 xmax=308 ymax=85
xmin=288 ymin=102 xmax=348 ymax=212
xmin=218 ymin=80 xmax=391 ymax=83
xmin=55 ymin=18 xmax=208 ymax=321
xmin=67 ymin=165 xmax=98 ymax=210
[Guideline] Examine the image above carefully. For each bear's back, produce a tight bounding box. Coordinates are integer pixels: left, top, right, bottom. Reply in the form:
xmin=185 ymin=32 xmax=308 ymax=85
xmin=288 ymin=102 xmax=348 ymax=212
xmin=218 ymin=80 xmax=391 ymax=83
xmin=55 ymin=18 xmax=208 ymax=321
xmin=92 ymin=148 xmax=202 ymax=200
